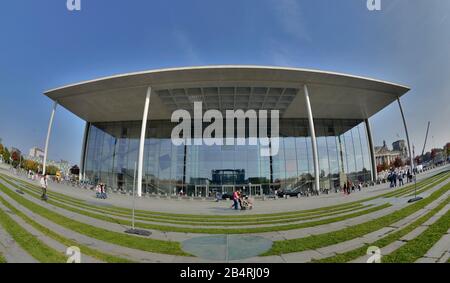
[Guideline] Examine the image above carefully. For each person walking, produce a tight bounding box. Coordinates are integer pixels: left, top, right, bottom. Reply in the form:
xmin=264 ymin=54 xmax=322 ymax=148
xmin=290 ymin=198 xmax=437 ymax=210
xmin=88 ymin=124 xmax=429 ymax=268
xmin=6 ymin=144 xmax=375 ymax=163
xmin=101 ymin=183 xmax=107 ymax=199
xmin=232 ymin=190 xmax=239 ymax=210
xmin=40 ymin=174 xmax=48 ymax=201
xmin=398 ymin=172 xmax=404 ymax=187
xmin=95 ymin=184 xmax=101 ymax=198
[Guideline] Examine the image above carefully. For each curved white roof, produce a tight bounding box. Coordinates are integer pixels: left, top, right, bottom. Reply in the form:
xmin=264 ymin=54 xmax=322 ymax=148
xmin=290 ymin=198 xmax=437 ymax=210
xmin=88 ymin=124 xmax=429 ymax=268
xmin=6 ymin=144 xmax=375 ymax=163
xmin=44 ymin=65 xmax=410 ymax=122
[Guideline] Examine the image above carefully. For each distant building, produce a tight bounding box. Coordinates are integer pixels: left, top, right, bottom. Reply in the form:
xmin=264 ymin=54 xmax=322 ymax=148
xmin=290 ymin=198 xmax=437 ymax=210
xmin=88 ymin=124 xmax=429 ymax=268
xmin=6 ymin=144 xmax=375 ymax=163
xmin=392 ymin=140 xmax=408 ymax=158
xmin=29 ymin=147 xmax=45 ymax=160
xmin=375 ymin=141 xmax=401 ymax=166
xmin=47 ymin=159 xmax=70 ymax=176
xmin=9 ymin=147 xmax=22 ymax=160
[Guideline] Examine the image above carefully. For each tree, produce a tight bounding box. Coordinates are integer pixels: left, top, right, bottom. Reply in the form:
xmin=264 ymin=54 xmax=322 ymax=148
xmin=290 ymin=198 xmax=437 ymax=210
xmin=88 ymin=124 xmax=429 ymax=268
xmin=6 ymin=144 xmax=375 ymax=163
xmin=377 ymin=162 xmax=389 ymax=173
xmin=11 ymin=151 xmax=20 ymax=168
xmin=23 ymin=159 xmax=40 ymax=172
xmin=393 ymin=157 xmax=404 ymax=168
xmin=2 ymin=148 xmax=10 ymax=164
xmin=431 ymin=149 xmax=437 ymax=160
xmin=45 ymin=165 xmax=59 ymax=176
xmin=70 ymin=165 xmax=80 ymax=175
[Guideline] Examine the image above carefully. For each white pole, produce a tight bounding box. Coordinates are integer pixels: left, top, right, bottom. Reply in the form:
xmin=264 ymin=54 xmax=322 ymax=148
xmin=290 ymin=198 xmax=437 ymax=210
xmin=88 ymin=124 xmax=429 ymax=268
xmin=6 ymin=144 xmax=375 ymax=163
xmin=43 ymin=101 xmax=58 ymax=176
xmin=132 ymin=161 xmax=137 ymax=230
xmin=397 ymin=98 xmax=415 ymax=173
xmin=365 ymin=119 xmax=378 ymax=182
xmin=137 ymin=87 xmax=152 ymax=197
xmin=304 ymin=85 xmax=320 ymax=194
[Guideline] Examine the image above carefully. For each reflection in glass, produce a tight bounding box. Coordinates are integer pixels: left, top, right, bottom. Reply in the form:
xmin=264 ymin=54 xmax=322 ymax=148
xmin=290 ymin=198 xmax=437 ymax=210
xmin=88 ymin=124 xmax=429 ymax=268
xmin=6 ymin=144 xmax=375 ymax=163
xmin=83 ymin=119 xmax=373 ymax=195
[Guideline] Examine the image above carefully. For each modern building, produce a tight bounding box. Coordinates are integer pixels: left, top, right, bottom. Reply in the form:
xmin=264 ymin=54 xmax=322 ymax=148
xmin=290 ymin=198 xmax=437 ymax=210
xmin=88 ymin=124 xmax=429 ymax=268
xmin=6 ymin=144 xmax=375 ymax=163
xmin=392 ymin=140 xmax=408 ymax=158
xmin=29 ymin=147 xmax=45 ymax=161
xmin=43 ymin=66 xmax=412 ymax=197
xmin=375 ymin=141 xmax=402 ymax=167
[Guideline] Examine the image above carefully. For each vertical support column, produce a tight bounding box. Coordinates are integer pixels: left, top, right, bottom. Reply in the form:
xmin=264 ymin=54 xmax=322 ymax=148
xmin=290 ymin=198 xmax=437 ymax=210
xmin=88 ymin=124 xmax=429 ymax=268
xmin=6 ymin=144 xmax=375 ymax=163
xmin=304 ymin=85 xmax=320 ymax=193
xmin=79 ymin=122 xmax=90 ymax=181
xmin=365 ymin=119 xmax=378 ymax=182
xmin=137 ymin=87 xmax=152 ymax=197
xmin=43 ymin=101 xmax=58 ymax=176
xmin=397 ymin=98 xmax=415 ymax=173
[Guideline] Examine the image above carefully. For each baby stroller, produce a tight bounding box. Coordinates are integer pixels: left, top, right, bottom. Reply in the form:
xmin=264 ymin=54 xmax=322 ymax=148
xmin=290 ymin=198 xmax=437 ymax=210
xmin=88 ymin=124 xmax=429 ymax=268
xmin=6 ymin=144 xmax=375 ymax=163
xmin=240 ymin=196 xmax=254 ymax=210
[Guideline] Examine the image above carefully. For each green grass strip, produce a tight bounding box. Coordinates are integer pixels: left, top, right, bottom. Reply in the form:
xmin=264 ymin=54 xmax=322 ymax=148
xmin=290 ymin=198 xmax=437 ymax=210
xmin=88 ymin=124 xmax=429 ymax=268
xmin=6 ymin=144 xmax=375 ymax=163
xmin=0 ymin=202 xmax=67 ymax=262
xmin=1 ymin=177 xmax=392 ymax=234
xmin=264 ymin=178 xmax=450 ymax=256
xmin=12 ymin=169 xmax=446 ymax=222
xmin=13 ymin=181 xmax=369 ymax=226
xmin=392 ymin=174 xmax=449 ymax=198
xmin=382 ymin=209 xmax=450 ymax=263
xmin=9 ymin=175 xmax=371 ymax=221
xmin=0 ymin=253 xmax=6 ymax=263
xmin=0 ymin=194 xmax=132 ymax=263
xmin=383 ymin=172 xmax=449 ymax=198
xmin=0 ymin=182 xmax=188 ymax=256
xmin=404 ymin=180 xmax=445 ymax=197
xmin=313 ymin=195 xmax=450 ymax=262
xmin=380 ymin=174 xmax=442 ymax=198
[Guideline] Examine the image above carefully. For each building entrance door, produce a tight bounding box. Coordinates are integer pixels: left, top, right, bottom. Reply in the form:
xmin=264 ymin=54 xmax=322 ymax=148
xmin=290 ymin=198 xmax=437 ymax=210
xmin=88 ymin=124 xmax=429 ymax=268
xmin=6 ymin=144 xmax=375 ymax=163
xmin=222 ymin=185 xmax=235 ymax=195
xmin=195 ymin=185 xmax=209 ymax=197
xmin=249 ymin=184 xmax=263 ymax=196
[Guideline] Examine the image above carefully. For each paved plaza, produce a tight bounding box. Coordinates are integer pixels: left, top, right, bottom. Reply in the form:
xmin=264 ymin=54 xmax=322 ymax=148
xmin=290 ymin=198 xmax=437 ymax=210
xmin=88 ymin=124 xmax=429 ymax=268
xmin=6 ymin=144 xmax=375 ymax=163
xmin=0 ymin=164 xmax=448 ymax=263
xmin=5 ymin=164 xmax=449 ymax=215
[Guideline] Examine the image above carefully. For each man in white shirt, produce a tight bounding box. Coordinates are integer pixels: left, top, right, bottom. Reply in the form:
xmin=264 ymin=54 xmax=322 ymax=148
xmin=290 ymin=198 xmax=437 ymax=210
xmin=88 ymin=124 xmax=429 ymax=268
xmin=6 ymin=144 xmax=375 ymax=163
xmin=40 ymin=174 xmax=48 ymax=201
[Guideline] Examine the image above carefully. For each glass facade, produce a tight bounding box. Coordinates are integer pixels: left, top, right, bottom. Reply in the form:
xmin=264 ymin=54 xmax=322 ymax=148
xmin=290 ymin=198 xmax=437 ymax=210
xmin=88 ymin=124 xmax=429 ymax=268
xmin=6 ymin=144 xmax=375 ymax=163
xmin=83 ymin=118 xmax=373 ymax=196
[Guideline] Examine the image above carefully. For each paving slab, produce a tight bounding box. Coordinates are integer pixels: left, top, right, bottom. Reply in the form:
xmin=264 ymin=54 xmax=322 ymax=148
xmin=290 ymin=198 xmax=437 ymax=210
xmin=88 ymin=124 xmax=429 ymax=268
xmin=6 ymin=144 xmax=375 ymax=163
xmin=400 ymin=226 xmax=428 ymax=242
xmin=361 ymin=227 xmax=396 ymax=244
xmin=381 ymin=240 xmax=406 ymax=255
xmin=424 ymin=234 xmax=450 ymax=260
xmin=0 ymin=213 xmax=37 ymax=263
xmin=181 ymin=235 xmax=273 ymax=261
xmin=415 ymin=257 xmax=437 ymax=263
xmin=0 ymin=202 xmax=101 ymax=263
xmin=0 ymin=188 xmax=180 ymax=263
xmin=316 ymin=238 xmax=365 ymax=255
xmin=281 ymin=250 xmax=327 ymax=263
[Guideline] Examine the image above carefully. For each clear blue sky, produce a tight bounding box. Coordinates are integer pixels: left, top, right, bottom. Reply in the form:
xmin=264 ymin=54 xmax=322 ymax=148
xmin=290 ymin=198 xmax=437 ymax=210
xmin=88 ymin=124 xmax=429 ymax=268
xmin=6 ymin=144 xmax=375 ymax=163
xmin=0 ymin=0 xmax=449 ymax=164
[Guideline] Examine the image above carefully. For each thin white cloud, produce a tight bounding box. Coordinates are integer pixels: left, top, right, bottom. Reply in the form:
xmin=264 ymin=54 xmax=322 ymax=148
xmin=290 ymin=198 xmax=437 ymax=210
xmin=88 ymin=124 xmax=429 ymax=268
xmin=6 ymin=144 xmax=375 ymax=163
xmin=263 ymin=0 xmax=311 ymax=66
xmin=172 ymin=29 xmax=201 ymax=64
xmin=272 ymin=0 xmax=311 ymax=42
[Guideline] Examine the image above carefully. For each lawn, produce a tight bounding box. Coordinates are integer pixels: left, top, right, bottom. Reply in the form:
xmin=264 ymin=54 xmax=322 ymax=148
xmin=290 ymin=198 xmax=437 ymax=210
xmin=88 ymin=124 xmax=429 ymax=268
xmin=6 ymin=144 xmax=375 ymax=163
xmin=0 ymin=194 xmax=132 ymax=263
xmin=264 ymin=180 xmax=449 ymax=255
xmin=0 ymin=182 xmax=189 ymax=256
xmin=0 ymin=200 xmax=67 ymax=263
xmin=313 ymin=195 xmax=450 ymax=262
xmin=0 ymin=178 xmax=393 ymax=234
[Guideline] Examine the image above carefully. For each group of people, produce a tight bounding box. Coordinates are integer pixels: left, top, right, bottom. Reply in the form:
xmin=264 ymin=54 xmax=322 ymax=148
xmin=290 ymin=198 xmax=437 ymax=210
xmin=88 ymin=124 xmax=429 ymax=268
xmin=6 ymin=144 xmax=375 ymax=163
xmin=342 ymin=181 xmax=362 ymax=195
xmin=387 ymin=168 xmax=413 ymax=188
xmin=95 ymin=183 xmax=108 ymax=199
xmin=230 ymin=190 xmax=254 ymax=210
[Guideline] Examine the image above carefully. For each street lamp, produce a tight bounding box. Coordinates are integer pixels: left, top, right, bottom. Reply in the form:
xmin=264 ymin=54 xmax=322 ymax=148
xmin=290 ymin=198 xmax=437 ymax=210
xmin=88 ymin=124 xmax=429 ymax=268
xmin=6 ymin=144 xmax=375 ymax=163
xmin=408 ymin=163 xmax=423 ymax=203
xmin=124 ymin=161 xmax=151 ymax=236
